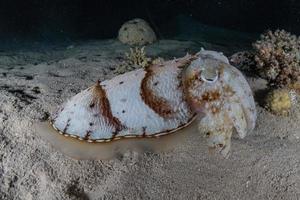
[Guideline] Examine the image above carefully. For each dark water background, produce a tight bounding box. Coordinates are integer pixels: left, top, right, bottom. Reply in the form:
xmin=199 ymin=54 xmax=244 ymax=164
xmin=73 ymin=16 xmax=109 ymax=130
xmin=0 ymin=0 xmax=298 ymax=48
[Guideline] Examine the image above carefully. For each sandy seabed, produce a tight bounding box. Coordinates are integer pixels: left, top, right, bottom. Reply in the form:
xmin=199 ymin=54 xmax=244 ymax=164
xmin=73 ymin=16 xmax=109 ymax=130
xmin=0 ymin=39 xmax=299 ymax=200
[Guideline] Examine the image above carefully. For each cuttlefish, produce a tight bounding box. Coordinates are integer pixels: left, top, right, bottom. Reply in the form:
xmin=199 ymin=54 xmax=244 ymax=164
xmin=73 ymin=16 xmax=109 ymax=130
xmin=37 ymin=50 xmax=256 ymax=159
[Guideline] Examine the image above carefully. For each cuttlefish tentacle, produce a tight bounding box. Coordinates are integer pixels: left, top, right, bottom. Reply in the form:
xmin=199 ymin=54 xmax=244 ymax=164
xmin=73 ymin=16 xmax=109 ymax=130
xmin=183 ymin=50 xmax=256 ymax=157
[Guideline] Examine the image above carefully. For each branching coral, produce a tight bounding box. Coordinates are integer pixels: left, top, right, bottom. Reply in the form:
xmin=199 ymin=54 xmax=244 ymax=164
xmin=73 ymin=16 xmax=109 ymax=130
xmin=115 ymin=47 xmax=151 ymax=74
xmin=253 ymin=30 xmax=300 ymax=88
xmin=125 ymin=46 xmax=151 ymax=67
xmin=115 ymin=47 xmax=165 ymax=75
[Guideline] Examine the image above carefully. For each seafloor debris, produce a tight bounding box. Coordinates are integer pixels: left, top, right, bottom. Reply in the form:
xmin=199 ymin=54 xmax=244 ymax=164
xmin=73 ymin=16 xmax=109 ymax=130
xmin=0 ymin=85 xmax=38 ymax=105
xmin=38 ymin=49 xmax=256 ymax=159
xmin=118 ymin=18 xmax=157 ymax=46
xmin=253 ymin=29 xmax=300 ymax=88
xmin=265 ymin=89 xmax=292 ymax=116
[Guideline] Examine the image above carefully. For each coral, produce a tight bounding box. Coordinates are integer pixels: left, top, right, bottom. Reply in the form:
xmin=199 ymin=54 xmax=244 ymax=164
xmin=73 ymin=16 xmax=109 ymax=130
xmin=229 ymin=51 xmax=256 ymax=72
xmin=253 ymin=30 xmax=300 ymax=88
xmin=118 ymin=18 xmax=157 ymax=46
xmin=265 ymin=89 xmax=292 ymax=115
xmin=125 ymin=46 xmax=151 ymax=67
xmin=115 ymin=47 xmax=151 ymax=74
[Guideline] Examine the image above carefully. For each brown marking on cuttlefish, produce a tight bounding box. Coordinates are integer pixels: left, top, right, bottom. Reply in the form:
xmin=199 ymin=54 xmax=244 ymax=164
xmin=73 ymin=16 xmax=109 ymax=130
xmin=142 ymin=126 xmax=147 ymax=137
xmin=83 ymin=130 xmax=92 ymax=140
xmin=201 ymin=90 xmax=221 ymax=102
xmin=177 ymin=62 xmax=198 ymax=115
xmin=223 ymin=85 xmax=235 ymax=97
xmin=91 ymin=81 xmax=125 ymax=133
xmin=140 ymin=56 xmax=197 ymax=118
xmin=210 ymin=105 xmax=221 ymax=114
xmin=190 ymin=89 xmax=223 ymax=115
xmin=140 ymin=65 xmax=175 ymax=118
xmin=181 ymin=69 xmax=204 ymax=112
xmin=63 ymin=118 xmax=71 ymax=133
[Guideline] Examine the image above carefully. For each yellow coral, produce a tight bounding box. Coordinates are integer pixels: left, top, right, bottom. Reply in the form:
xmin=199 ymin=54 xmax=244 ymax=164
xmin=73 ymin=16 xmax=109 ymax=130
xmin=115 ymin=47 xmax=151 ymax=74
xmin=125 ymin=46 xmax=151 ymax=67
xmin=265 ymin=89 xmax=292 ymax=115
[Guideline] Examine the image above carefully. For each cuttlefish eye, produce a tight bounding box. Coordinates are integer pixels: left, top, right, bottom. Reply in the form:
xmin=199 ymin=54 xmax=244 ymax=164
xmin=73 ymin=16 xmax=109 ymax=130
xmin=200 ymin=68 xmax=218 ymax=83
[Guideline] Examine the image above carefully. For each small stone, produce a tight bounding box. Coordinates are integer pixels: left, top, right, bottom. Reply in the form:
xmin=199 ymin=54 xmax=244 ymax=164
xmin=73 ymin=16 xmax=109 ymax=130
xmin=118 ymin=18 xmax=157 ymax=46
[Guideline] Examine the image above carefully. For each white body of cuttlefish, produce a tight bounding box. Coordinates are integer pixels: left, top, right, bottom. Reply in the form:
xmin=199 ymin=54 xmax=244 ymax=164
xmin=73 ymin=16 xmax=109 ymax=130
xmin=37 ymin=49 xmax=256 ymax=159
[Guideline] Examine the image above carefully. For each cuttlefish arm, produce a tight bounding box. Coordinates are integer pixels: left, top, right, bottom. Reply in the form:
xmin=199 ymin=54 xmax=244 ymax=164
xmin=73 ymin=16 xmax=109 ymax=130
xmin=184 ymin=50 xmax=257 ymax=157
